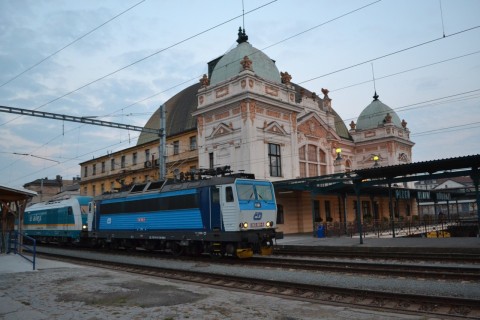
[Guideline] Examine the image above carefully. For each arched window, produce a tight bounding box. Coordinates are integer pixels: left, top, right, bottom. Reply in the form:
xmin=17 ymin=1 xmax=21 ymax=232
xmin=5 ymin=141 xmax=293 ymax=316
xmin=345 ymin=159 xmax=352 ymax=172
xmin=299 ymin=144 xmax=327 ymax=177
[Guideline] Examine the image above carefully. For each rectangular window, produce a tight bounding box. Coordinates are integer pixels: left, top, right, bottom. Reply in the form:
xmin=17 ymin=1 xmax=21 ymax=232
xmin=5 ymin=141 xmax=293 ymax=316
xmin=92 ymin=164 xmax=96 ymax=176
xmin=299 ymin=146 xmax=306 ymax=161
xmin=101 ymin=161 xmax=105 ymax=173
xmin=121 ymin=155 xmax=126 ymax=168
xmin=189 ymin=136 xmax=197 ymax=150
xmin=225 ymin=186 xmax=234 ymax=202
xmin=111 ymin=158 xmax=115 ymax=170
xmin=132 ymin=152 xmax=137 ymax=165
xmin=362 ymin=201 xmax=371 ymax=218
xmin=325 ymin=200 xmax=331 ymax=221
xmin=92 ymin=185 xmax=96 ymax=196
xmin=299 ymin=163 xmax=306 ymax=178
xmin=144 ymin=175 xmax=149 ymax=182
xmin=276 ymin=204 xmax=284 ymax=224
xmin=209 ymin=152 xmax=214 ymax=169
xmin=313 ymin=200 xmax=321 ymax=222
xmin=100 ymin=183 xmax=105 ymax=194
xmin=307 ymin=145 xmax=317 ymax=162
xmin=110 ymin=181 xmax=115 ymax=191
xmin=268 ymin=143 xmax=282 ymax=177
xmin=145 ymin=149 xmax=150 ymax=162
xmin=84 ymin=166 xmax=88 ymax=177
xmin=83 ymin=186 xmax=87 ymax=195
xmin=173 ymin=141 xmax=179 ymax=155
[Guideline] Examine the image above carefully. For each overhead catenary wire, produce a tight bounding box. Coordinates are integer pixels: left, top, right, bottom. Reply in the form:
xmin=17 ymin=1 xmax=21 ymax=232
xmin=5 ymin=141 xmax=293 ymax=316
xmin=1 ymin=2 xmax=479 ymax=184
xmin=0 ymin=0 xmax=381 ymax=175
xmin=297 ymin=25 xmax=480 ymax=85
xmin=0 ymin=0 xmax=279 ymax=129
xmin=0 ymin=0 xmax=147 ymax=89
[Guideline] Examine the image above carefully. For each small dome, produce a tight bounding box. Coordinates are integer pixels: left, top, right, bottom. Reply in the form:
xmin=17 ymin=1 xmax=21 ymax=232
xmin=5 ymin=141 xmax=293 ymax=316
xmin=356 ymin=93 xmax=401 ymax=130
xmin=210 ymin=39 xmax=281 ymax=86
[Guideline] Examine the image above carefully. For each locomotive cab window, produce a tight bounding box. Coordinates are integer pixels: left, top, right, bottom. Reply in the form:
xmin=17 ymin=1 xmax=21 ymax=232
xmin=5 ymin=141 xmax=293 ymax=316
xmin=256 ymin=185 xmax=273 ymax=201
xmin=225 ymin=186 xmax=234 ymax=202
xmin=237 ymin=184 xmax=255 ymax=201
xmin=211 ymin=187 xmax=220 ymax=204
xmin=68 ymin=207 xmax=73 ymax=215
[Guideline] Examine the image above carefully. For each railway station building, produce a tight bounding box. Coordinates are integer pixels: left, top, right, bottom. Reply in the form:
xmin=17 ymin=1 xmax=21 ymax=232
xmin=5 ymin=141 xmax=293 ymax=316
xmin=79 ymin=28 xmax=421 ymax=235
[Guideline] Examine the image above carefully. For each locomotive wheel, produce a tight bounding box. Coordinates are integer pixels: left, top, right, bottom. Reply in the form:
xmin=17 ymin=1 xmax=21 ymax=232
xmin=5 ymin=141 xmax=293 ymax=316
xmin=171 ymin=242 xmax=185 ymax=257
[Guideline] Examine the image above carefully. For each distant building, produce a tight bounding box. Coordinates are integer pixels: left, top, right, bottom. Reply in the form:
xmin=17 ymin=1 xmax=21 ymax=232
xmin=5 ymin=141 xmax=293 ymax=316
xmin=23 ymin=175 xmax=80 ymax=204
xmin=415 ymin=176 xmax=475 ymax=218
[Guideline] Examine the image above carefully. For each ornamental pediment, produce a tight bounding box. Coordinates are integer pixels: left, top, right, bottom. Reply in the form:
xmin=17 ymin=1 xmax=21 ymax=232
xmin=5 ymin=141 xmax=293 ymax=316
xmin=263 ymin=121 xmax=287 ymax=135
xmin=297 ymin=113 xmax=328 ymax=138
xmin=209 ymin=122 xmax=234 ymax=138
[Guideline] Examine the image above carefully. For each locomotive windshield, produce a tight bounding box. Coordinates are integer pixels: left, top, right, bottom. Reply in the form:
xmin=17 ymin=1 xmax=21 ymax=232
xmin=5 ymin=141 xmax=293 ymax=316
xmin=236 ymin=182 xmax=274 ymax=201
xmin=255 ymin=185 xmax=274 ymax=201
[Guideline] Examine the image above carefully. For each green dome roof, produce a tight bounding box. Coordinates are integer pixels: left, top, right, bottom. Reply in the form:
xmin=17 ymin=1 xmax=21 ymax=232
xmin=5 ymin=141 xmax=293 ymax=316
xmin=210 ymin=41 xmax=281 ymax=86
xmin=356 ymin=94 xmax=401 ymax=130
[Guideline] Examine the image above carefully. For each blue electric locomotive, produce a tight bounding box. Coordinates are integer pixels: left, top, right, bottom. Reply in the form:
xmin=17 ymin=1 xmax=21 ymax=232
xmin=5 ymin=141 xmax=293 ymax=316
xmin=23 ymin=196 xmax=92 ymax=243
xmin=88 ymin=174 xmax=282 ymax=258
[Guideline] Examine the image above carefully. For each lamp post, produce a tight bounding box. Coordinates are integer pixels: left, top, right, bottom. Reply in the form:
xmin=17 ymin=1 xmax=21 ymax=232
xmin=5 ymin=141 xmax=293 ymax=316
xmin=336 ymin=148 xmax=342 ymax=161
xmin=373 ymin=155 xmax=379 ymax=167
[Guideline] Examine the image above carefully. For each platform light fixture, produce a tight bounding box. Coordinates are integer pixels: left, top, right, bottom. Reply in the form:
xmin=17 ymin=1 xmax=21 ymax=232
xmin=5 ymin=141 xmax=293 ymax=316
xmin=373 ymin=155 xmax=379 ymax=167
xmin=335 ymin=148 xmax=342 ymax=161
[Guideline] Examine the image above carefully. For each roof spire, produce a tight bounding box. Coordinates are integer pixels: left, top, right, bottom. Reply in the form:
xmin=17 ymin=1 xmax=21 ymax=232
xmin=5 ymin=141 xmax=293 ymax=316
xmin=371 ymin=63 xmax=379 ymax=100
xmin=236 ymin=26 xmax=248 ymax=44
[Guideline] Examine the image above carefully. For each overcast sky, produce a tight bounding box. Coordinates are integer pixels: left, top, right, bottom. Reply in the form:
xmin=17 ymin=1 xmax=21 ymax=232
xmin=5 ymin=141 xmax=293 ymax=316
xmin=1 ymin=0 xmax=479 ymax=188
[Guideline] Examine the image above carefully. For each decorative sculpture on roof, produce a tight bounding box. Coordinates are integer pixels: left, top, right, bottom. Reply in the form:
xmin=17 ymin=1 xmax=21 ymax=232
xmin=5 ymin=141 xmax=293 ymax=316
xmin=321 ymin=88 xmax=330 ymax=99
xmin=199 ymin=74 xmax=209 ymax=87
xmin=384 ymin=113 xmax=392 ymax=123
xmin=401 ymin=119 xmax=407 ymax=128
xmin=280 ymin=71 xmax=292 ymax=84
xmin=240 ymin=55 xmax=252 ymax=71
xmin=311 ymin=92 xmax=317 ymax=101
xmin=236 ymin=27 xmax=249 ymax=44
xmin=349 ymin=120 xmax=356 ymax=130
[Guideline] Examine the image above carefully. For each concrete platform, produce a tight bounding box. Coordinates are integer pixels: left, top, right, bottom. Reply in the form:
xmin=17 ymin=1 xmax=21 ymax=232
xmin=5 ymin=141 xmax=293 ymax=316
xmin=276 ymin=233 xmax=480 ymax=246
xmin=0 ymin=253 xmax=78 ymax=273
xmin=275 ymin=233 xmax=480 ymax=254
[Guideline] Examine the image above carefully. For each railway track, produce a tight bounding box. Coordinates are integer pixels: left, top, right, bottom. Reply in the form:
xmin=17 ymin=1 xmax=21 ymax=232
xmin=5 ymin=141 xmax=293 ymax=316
xmin=36 ymin=245 xmax=480 ymax=280
xmin=247 ymin=256 xmax=480 ymax=281
xmin=35 ymin=248 xmax=480 ymax=319
xmin=274 ymin=247 xmax=480 ymax=263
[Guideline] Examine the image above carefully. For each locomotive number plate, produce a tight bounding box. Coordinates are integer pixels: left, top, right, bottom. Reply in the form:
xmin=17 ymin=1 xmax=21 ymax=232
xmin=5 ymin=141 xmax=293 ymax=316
xmin=251 ymin=222 xmax=264 ymax=227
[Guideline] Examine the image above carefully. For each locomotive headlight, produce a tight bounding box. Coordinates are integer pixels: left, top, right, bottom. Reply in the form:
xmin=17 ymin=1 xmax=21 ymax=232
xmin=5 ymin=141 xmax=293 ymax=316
xmin=82 ymin=224 xmax=87 ymax=230
xmin=266 ymin=221 xmax=274 ymax=228
xmin=239 ymin=222 xmax=249 ymax=229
